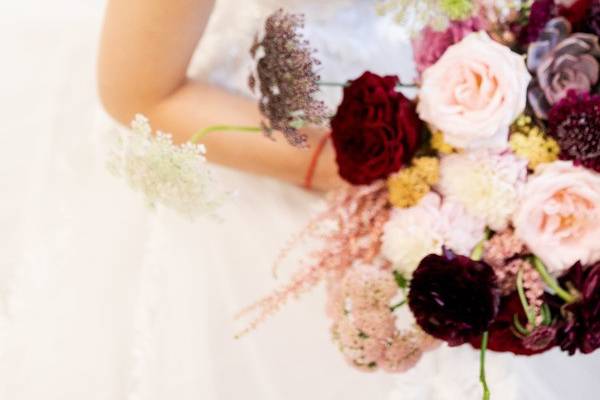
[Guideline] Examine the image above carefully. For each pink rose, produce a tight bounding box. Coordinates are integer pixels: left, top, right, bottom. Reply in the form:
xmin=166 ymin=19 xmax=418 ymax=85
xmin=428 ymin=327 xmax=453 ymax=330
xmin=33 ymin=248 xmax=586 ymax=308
xmin=417 ymin=32 xmax=531 ymax=149
xmin=514 ymin=161 xmax=600 ymax=275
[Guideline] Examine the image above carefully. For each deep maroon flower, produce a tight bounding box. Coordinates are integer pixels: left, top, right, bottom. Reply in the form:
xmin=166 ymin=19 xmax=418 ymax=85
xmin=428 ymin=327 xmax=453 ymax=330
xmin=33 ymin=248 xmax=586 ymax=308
xmin=330 ymin=72 xmax=421 ymax=185
xmin=523 ymin=324 xmax=559 ymax=351
xmin=555 ymin=262 xmax=600 ymax=355
xmin=519 ymin=0 xmax=558 ymax=45
xmin=408 ymin=249 xmax=500 ymax=346
xmin=587 ymin=0 xmax=600 ymax=36
xmin=470 ymin=293 xmax=556 ymax=355
xmin=548 ymin=91 xmax=600 ymax=172
xmin=559 ymin=0 xmax=592 ymax=26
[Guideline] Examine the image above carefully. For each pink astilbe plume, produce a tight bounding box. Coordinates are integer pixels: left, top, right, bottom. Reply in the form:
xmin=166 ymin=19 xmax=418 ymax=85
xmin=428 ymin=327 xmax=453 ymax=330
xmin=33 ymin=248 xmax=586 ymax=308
xmin=235 ymin=181 xmax=391 ymax=337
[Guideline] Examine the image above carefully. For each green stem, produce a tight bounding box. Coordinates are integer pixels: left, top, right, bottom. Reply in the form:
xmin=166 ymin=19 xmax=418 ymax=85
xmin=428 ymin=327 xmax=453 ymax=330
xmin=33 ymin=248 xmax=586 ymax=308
xmin=190 ymin=125 xmax=262 ymax=144
xmin=532 ymin=257 xmax=577 ymax=304
xmin=317 ymin=81 xmax=348 ymax=87
xmin=516 ymin=268 xmax=536 ymax=327
xmin=480 ymin=331 xmax=491 ymax=400
xmin=471 ymin=229 xmax=492 ymax=262
xmin=390 ymin=299 xmax=407 ymax=311
xmin=317 ymin=81 xmax=419 ymax=89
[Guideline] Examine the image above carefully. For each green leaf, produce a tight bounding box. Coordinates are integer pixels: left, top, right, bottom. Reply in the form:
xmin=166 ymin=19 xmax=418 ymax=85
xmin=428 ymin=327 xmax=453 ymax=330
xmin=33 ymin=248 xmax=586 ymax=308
xmin=393 ymin=270 xmax=409 ymax=289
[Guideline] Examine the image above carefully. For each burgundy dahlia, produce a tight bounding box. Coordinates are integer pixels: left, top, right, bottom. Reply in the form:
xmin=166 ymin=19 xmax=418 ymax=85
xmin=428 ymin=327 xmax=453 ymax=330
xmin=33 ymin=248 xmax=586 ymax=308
xmin=555 ymin=262 xmax=600 ymax=355
xmin=408 ymin=249 xmax=500 ymax=346
xmin=548 ymin=91 xmax=600 ymax=172
xmin=559 ymin=0 xmax=592 ymax=26
xmin=523 ymin=324 xmax=559 ymax=351
xmin=519 ymin=0 xmax=557 ymax=45
xmin=587 ymin=0 xmax=600 ymax=36
xmin=331 ymin=72 xmax=421 ymax=185
xmin=470 ymin=293 xmax=556 ymax=355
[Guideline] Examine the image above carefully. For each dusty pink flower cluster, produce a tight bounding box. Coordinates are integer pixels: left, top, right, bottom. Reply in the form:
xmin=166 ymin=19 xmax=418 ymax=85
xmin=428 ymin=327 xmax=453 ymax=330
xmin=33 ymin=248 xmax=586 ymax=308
xmin=236 ymin=182 xmax=391 ymax=337
xmin=484 ymin=230 xmax=545 ymax=322
xmin=328 ymin=265 xmax=437 ymax=372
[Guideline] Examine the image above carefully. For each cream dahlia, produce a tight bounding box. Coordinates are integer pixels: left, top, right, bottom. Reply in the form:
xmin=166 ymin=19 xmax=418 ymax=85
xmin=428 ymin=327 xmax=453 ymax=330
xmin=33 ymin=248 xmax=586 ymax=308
xmin=381 ymin=193 xmax=485 ymax=277
xmin=437 ymin=150 xmax=527 ymax=231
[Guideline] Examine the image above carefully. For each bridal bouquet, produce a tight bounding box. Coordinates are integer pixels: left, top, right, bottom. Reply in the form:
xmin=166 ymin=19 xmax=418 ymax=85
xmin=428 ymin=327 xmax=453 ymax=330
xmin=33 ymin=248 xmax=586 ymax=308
xmin=240 ymin=1 xmax=600 ymax=398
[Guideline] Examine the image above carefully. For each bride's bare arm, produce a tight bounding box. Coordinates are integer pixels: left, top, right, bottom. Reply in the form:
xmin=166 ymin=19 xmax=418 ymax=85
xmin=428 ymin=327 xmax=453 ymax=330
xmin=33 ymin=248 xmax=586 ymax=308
xmin=98 ymin=0 xmax=342 ymax=191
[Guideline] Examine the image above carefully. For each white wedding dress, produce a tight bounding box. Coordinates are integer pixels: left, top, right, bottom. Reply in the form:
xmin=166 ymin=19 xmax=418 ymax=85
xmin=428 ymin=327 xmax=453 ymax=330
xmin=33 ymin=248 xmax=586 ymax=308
xmin=1 ymin=0 xmax=599 ymax=399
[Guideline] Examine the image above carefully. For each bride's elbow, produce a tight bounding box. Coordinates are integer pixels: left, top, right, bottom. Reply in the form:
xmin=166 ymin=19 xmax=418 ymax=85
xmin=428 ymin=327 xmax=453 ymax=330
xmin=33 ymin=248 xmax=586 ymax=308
xmin=97 ymin=68 xmax=150 ymax=126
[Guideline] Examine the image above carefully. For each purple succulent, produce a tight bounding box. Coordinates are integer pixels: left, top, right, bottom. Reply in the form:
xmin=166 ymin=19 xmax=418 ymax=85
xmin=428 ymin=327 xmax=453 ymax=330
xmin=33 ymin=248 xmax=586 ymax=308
xmin=527 ymin=17 xmax=600 ymax=119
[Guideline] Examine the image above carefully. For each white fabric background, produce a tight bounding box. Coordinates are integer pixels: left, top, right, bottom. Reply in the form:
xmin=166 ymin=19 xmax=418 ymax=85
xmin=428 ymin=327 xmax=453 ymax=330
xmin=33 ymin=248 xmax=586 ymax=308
xmin=1 ymin=1 xmax=600 ymax=399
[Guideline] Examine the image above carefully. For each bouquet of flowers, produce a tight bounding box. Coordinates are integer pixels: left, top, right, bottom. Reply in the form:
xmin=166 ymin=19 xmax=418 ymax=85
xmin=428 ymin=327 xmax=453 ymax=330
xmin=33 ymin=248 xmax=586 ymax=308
xmin=238 ymin=1 xmax=600 ymax=398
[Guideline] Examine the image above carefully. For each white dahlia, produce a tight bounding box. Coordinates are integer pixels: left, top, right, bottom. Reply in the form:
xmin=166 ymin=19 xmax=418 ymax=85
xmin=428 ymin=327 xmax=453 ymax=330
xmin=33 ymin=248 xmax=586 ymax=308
xmin=437 ymin=150 xmax=527 ymax=231
xmin=382 ymin=193 xmax=485 ymax=277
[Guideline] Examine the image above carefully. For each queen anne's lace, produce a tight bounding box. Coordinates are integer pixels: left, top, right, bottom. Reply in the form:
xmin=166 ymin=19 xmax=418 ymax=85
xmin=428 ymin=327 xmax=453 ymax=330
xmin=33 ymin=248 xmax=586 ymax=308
xmin=108 ymin=115 xmax=228 ymax=218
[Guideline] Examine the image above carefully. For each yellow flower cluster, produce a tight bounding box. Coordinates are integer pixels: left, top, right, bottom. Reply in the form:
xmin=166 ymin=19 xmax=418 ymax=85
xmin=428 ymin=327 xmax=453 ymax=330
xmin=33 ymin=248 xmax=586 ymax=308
xmin=430 ymin=130 xmax=455 ymax=155
xmin=388 ymin=157 xmax=440 ymax=208
xmin=509 ymin=115 xmax=559 ymax=170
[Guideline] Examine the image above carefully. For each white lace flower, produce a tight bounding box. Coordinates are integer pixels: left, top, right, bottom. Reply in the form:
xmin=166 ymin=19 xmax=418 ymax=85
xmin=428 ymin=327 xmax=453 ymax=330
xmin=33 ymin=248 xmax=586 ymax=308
xmin=382 ymin=193 xmax=485 ymax=277
xmin=108 ymin=114 xmax=227 ymax=218
xmin=437 ymin=150 xmax=527 ymax=231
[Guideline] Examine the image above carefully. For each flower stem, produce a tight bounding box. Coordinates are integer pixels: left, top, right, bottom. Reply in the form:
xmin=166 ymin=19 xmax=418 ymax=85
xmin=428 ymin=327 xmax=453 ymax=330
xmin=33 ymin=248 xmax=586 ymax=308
xmin=317 ymin=81 xmax=419 ymax=89
xmin=317 ymin=81 xmax=348 ymax=87
xmin=190 ymin=125 xmax=263 ymax=144
xmin=532 ymin=257 xmax=577 ymax=303
xmin=516 ymin=268 xmax=536 ymax=326
xmin=390 ymin=299 xmax=407 ymax=311
xmin=480 ymin=331 xmax=491 ymax=400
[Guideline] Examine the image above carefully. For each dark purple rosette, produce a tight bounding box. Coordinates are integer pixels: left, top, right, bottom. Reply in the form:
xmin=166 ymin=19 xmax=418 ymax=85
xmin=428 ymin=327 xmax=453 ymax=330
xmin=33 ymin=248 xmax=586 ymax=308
xmin=554 ymin=262 xmax=600 ymax=355
xmin=588 ymin=0 xmax=600 ymax=36
xmin=548 ymin=91 xmax=600 ymax=172
xmin=408 ymin=249 xmax=501 ymax=346
xmin=519 ymin=0 xmax=558 ymax=46
xmin=330 ymin=72 xmax=421 ymax=185
xmin=470 ymin=293 xmax=557 ymax=355
xmin=527 ymin=17 xmax=600 ymax=119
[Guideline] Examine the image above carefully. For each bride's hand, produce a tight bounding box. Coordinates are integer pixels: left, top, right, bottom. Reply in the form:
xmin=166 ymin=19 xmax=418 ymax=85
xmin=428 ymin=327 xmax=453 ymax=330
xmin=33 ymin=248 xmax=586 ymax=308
xmin=98 ymin=0 xmax=343 ymax=192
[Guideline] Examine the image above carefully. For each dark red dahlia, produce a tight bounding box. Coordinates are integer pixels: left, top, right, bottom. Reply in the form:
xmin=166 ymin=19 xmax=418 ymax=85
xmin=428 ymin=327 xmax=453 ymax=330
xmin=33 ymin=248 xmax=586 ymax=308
xmin=559 ymin=0 xmax=592 ymax=27
xmin=548 ymin=91 xmax=600 ymax=172
xmin=519 ymin=0 xmax=557 ymax=45
xmin=587 ymin=0 xmax=600 ymax=36
xmin=330 ymin=71 xmax=421 ymax=185
xmin=470 ymin=293 xmax=556 ymax=356
xmin=408 ymin=249 xmax=500 ymax=346
xmin=555 ymin=262 xmax=600 ymax=355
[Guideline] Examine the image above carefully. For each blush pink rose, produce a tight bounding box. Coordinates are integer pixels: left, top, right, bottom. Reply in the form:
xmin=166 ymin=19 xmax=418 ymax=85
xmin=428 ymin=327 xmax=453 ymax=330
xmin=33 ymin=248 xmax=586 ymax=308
xmin=417 ymin=32 xmax=531 ymax=149
xmin=514 ymin=161 xmax=600 ymax=275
